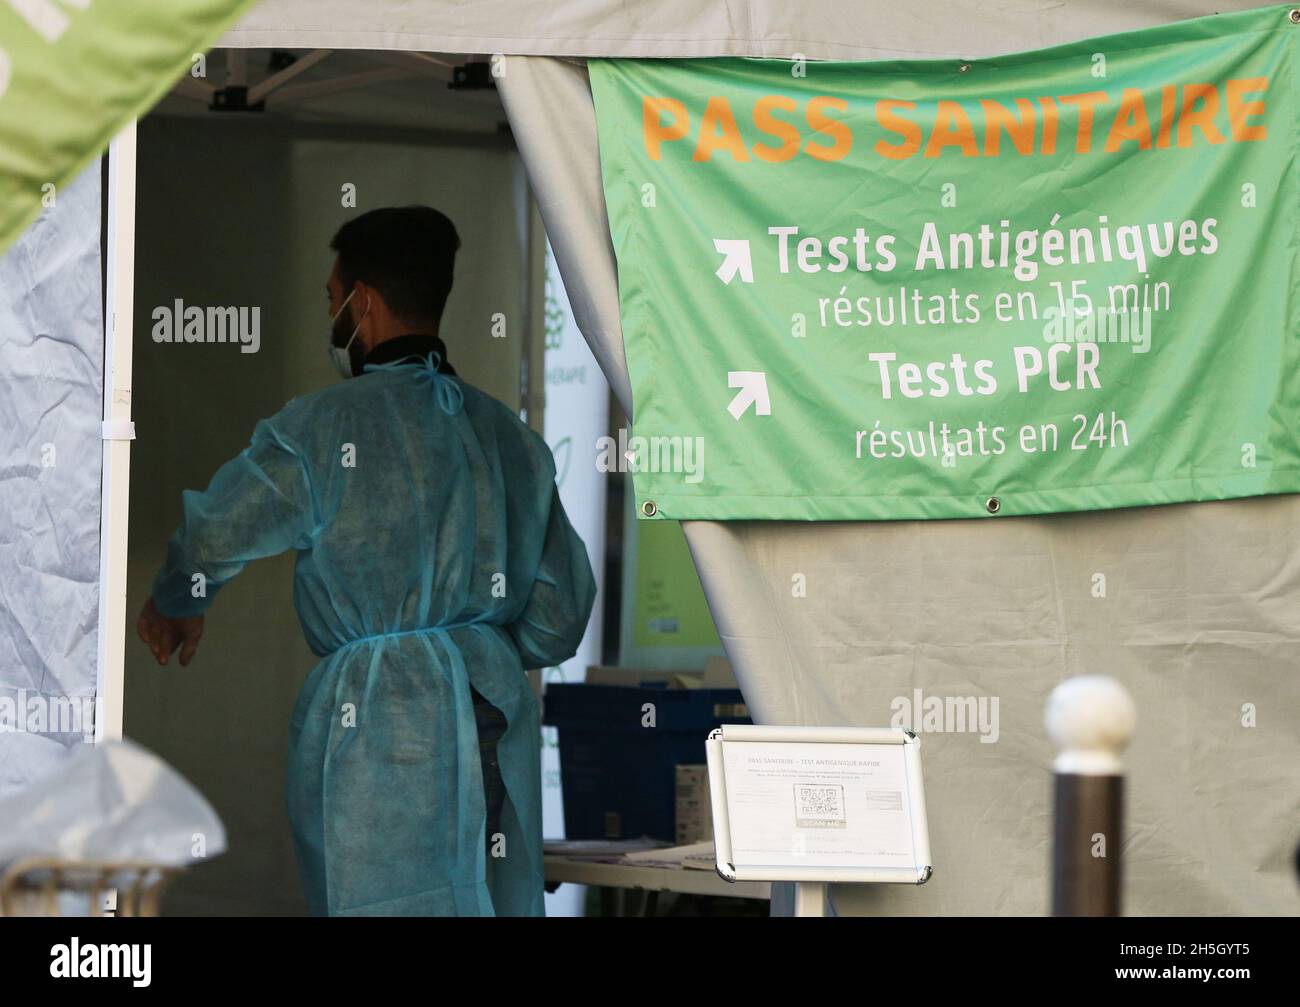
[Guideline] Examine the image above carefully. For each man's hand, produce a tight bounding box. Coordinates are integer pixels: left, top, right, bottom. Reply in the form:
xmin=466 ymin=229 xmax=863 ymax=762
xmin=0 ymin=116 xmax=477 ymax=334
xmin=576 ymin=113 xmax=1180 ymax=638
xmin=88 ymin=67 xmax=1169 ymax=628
xmin=136 ymin=597 xmax=204 ymax=667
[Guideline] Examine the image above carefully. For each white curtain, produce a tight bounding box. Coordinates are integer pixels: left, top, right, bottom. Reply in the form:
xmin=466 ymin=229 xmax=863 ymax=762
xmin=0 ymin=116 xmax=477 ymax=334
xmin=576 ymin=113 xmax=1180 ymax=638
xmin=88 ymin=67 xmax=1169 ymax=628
xmin=0 ymin=166 xmax=103 ymax=795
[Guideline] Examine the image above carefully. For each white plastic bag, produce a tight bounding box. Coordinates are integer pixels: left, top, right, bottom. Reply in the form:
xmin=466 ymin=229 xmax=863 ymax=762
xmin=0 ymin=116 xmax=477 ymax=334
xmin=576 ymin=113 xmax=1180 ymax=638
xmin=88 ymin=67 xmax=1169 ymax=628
xmin=0 ymin=737 xmax=225 ymax=868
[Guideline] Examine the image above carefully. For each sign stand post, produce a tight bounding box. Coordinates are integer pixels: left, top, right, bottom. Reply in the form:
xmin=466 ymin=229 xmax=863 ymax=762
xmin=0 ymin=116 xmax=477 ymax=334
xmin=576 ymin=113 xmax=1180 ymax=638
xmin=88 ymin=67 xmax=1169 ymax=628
xmin=792 ymin=881 xmax=829 ymax=917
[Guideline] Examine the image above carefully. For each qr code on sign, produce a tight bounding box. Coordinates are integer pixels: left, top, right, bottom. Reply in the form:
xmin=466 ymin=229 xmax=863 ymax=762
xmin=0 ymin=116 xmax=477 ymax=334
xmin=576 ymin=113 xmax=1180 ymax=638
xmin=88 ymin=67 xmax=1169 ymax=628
xmin=794 ymin=783 xmax=847 ymax=828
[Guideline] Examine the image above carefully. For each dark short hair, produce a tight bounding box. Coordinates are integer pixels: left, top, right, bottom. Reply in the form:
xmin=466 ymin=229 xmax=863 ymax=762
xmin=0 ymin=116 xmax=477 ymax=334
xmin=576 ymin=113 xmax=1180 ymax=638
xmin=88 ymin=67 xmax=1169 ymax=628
xmin=330 ymin=206 xmax=460 ymax=327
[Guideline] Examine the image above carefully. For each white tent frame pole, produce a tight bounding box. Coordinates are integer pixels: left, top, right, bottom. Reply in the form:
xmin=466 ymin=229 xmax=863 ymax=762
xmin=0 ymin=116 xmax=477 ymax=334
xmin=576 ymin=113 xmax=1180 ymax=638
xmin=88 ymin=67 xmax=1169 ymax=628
xmin=269 ymin=67 xmax=407 ymax=105
xmin=365 ymin=51 xmax=458 ymax=78
xmin=95 ymin=121 xmax=137 ymax=744
xmin=226 ymin=49 xmax=247 ymax=87
xmin=168 ymin=48 xmax=466 ymax=108
xmin=247 ymin=48 xmax=333 ymax=104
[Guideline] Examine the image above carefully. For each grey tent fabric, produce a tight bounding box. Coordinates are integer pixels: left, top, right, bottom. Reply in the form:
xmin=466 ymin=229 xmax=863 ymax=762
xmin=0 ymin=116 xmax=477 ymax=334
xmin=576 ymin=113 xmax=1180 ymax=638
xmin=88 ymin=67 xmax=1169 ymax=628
xmin=0 ymin=166 xmax=103 ymax=796
xmin=223 ymin=0 xmax=1273 ymax=59
xmin=498 ymin=54 xmax=1300 ymax=916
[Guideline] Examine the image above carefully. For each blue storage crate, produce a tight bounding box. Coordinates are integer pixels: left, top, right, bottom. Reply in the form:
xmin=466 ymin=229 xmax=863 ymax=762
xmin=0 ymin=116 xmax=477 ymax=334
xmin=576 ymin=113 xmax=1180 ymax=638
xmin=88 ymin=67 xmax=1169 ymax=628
xmin=542 ymin=683 xmax=751 ymax=841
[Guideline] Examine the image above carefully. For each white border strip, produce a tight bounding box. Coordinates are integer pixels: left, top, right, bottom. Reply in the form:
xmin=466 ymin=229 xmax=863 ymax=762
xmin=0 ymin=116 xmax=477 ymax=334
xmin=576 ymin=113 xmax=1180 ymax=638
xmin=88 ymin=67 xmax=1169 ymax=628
xmin=95 ymin=121 xmax=137 ymax=744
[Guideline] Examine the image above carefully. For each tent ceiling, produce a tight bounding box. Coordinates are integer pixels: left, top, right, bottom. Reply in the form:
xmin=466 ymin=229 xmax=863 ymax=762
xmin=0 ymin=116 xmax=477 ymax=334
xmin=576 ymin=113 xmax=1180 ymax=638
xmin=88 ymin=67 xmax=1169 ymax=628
xmin=154 ymin=48 xmax=509 ymax=135
xmin=219 ymin=1 xmax=1273 ymax=60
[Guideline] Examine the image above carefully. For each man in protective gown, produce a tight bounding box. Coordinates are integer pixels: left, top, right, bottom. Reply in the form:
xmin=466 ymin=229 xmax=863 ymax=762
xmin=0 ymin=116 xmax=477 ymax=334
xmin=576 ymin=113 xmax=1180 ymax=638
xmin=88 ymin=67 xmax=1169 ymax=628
xmin=137 ymin=206 xmax=596 ymax=916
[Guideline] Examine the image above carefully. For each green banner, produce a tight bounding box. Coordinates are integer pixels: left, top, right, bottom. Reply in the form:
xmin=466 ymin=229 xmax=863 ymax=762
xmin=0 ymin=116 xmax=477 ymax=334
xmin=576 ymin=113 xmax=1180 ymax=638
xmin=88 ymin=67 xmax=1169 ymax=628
xmin=0 ymin=0 xmax=255 ymax=256
xmin=590 ymin=6 xmax=1300 ymax=522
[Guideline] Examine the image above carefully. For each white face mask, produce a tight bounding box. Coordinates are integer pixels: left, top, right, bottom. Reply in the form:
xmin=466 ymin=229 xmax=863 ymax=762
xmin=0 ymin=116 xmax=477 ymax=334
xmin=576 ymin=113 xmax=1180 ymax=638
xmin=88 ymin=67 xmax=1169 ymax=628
xmin=328 ymin=289 xmax=370 ymax=379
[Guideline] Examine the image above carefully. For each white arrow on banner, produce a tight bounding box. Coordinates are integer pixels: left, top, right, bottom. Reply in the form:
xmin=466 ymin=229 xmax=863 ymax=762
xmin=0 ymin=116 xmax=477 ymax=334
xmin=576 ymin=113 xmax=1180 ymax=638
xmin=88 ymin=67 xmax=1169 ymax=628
xmin=727 ymin=371 xmax=771 ymax=419
xmin=713 ymin=238 xmax=754 ymax=285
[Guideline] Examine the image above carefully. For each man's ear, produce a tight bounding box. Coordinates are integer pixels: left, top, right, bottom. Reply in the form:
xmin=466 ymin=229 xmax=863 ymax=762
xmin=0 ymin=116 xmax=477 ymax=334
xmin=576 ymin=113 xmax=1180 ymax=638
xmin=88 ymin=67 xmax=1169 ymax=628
xmin=352 ymin=281 xmax=374 ymax=317
xmin=352 ymin=281 xmax=384 ymax=351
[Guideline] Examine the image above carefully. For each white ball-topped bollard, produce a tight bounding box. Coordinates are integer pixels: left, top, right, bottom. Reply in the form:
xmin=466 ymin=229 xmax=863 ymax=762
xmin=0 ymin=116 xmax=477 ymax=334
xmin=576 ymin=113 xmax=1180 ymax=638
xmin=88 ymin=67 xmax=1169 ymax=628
xmin=1045 ymin=675 xmax=1137 ymax=776
xmin=1046 ymin=675 xmax=1136 ymax=916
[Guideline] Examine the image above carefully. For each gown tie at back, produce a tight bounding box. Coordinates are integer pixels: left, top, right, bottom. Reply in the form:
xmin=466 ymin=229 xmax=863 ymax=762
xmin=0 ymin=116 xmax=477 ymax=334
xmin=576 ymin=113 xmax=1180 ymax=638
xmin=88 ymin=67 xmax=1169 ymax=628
xmin=363 ymin=350 xmax=464 ymax=415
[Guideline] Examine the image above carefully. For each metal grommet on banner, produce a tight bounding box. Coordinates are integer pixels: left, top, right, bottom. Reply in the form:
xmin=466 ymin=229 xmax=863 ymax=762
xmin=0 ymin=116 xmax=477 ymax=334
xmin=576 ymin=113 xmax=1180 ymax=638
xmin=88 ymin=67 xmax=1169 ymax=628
xmin=985 ymin=496 xmax=1001 ymax=515
xmin=641 ymin=500 xmax=658 ymax=517
xmin=1290 ymin=8 xmax=1300 ymax=23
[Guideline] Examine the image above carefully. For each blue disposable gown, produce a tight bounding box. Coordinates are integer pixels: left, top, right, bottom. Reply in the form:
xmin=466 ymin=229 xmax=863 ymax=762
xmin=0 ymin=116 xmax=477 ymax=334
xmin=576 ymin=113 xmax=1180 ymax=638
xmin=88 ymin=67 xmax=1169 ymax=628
xmin=150 ymin=355 xmax=596 ymax=915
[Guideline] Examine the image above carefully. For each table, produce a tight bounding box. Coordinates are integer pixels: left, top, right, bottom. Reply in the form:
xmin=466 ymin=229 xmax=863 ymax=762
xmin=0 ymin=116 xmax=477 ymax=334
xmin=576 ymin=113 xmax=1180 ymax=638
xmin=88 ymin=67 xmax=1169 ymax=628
xmin=543 ymin=855 xmax=771 ymax=916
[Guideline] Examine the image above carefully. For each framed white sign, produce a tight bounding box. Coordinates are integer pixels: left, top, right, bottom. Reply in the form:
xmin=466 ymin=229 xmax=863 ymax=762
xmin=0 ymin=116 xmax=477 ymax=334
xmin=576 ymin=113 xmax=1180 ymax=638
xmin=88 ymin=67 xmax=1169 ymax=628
xmin=706 ymin=725 xmax=932 ymax=885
